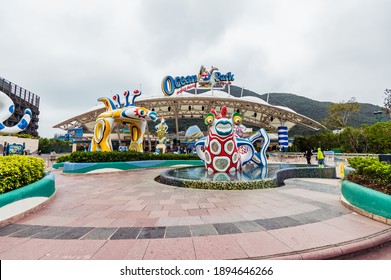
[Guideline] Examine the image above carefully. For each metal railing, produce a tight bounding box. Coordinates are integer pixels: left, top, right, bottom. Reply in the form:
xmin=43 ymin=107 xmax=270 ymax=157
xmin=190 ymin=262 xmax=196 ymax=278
xmin=0 ymin=76 xmax=40 ymax=108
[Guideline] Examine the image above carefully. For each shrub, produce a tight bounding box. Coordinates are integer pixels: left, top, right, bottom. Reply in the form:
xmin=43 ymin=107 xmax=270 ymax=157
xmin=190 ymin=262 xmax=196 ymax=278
xmin=347 ymin=157 xmax=391 ymax=195
xmin=0 ymin=156 xmax=45 ymax=194
xmin=56 ymin=151 xmax=200 ymax=163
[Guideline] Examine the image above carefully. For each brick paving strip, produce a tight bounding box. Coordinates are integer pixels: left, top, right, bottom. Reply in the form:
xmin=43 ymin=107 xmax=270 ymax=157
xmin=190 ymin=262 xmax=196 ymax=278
xmin=0 ymin=207 xmax=352 ymax=240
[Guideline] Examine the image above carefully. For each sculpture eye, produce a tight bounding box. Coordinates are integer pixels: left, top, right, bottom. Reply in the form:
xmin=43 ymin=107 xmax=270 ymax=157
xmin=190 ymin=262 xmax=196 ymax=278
xmin=232 ymin=112 xmax=242 ymax=125
xmin=139 ymin=109 xmax=145 ymax=115
xmin=204 ymin=113 xmax=215 ymax=125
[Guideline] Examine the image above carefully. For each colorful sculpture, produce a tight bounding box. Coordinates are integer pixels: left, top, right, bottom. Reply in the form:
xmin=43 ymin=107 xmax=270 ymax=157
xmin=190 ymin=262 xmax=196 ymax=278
xmin=0 ymin=90 xmax=31 ymax=135
xmin=90 ymin=90 xmax=157 ymax=152
xmin=195 ymin=106 xmax=270 ymax=174
xmin=155 ymin=114 xmax=168 ymax=144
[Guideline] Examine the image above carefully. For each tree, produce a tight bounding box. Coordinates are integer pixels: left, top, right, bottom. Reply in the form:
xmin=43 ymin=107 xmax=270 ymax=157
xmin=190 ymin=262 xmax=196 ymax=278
xmin=323 ymin=97 xmax=360 ymax=129
xmin=384 ymin=88 xmax=391 ymax=117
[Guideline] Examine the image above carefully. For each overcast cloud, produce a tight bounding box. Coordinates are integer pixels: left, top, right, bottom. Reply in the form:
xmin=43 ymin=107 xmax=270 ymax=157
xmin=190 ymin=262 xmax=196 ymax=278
xmin=0 ymin=0 xmax=390 ymax=137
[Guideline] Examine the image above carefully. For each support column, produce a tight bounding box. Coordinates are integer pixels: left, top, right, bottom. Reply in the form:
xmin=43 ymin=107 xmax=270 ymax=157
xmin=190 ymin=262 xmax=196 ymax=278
xmin=175 ymin=112 xmax=179 ymax=138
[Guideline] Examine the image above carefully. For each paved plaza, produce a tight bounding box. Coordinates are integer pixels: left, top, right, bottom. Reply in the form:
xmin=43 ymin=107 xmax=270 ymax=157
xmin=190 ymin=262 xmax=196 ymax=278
xmin=0 ymin=168 xmax=391 ymax=260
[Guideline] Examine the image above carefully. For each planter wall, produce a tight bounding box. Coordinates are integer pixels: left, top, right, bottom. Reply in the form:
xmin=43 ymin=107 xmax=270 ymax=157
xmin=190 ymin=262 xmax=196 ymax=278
xmin=341 ymin=180 xmax=391 ymax=222
xmin=0 ymin=172 xmax=56 ymax=208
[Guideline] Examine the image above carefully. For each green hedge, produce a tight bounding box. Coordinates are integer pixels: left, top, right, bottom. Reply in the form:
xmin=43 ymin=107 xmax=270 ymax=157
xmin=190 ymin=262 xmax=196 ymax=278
xmin=347 ymin=157 xmax=391 ymax=194
xmin=56 ymin=151 xmax=200 ymax=163
xmin=0 ymin=156 xmax=45 ymax=194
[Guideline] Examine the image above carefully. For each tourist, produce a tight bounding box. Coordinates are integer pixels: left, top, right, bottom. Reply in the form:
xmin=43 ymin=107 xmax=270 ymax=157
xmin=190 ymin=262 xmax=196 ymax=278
xmin=49 ymin=150 xmax=56 ymax=163
xmin=304 ymin=148 xmax=313 ymax=164
xmin=317 ymin=147 xmax=325 ymax=167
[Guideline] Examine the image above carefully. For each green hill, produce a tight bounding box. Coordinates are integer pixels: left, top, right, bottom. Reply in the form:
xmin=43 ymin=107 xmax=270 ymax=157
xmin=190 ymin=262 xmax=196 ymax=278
xmin=258 ymin=92 xmax=386 ymax=136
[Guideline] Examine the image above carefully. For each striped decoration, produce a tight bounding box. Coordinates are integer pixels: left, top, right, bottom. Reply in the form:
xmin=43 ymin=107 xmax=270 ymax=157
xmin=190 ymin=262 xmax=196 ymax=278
xmin=278 ymin=126 xmax=289 ymax=151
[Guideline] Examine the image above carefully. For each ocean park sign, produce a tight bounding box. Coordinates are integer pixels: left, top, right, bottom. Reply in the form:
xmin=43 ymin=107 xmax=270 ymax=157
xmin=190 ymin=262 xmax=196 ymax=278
xmin=161 ymin=66 xmax=235 ymax=96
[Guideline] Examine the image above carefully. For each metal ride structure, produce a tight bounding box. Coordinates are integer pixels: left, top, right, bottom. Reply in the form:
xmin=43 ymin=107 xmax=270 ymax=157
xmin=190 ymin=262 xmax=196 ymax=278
xmin=90 ymin=90 xmax=158 ymax=152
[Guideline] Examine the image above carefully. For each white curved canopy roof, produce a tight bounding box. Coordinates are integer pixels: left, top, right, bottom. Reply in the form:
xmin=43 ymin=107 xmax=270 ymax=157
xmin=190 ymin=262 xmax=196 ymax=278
xmin=53 ymin=87 xmax=325 ymax=133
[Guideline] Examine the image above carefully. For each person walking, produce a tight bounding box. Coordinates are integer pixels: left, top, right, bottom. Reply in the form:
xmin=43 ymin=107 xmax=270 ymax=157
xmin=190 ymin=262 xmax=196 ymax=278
xmin=304 ymin=148 xmax=313 ymax=164
xmin=49 ymin=150 xmax=56 ymax=166
xmin=317 ymin=147 xmax=325 ymax=167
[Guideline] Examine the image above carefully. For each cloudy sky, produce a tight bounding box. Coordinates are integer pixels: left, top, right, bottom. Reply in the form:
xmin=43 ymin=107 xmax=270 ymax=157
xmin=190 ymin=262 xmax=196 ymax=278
xmin=1 ymin=0 xmax=390 ymax=137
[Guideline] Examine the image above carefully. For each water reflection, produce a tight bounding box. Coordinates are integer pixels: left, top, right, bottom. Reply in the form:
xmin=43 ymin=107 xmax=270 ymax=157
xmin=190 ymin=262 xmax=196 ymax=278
xmin=168 ymin=164 xmax=305 ymax=182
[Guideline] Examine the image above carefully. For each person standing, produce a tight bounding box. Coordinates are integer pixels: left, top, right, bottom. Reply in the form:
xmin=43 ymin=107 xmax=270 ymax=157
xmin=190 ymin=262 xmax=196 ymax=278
xmin=304 ymin=148 xmax=313 ymax=164
xmin=49 ymin=150 xmax=56 ymax=164
xmin=317 ymin=147 xmax=325 ymax=167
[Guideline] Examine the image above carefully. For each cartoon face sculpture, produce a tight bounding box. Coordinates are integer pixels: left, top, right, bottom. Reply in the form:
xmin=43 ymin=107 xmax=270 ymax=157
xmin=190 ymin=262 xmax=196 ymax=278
xmin=201 ymin=106 xmax=243 ymax=174
xmin=90 ymin=90 xmax=157 ymax=152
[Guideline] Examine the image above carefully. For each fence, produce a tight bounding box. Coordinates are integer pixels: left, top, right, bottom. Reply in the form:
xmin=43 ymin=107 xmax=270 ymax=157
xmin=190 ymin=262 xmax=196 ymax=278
xmin=0 ymin=76 xmax=40 ymax=108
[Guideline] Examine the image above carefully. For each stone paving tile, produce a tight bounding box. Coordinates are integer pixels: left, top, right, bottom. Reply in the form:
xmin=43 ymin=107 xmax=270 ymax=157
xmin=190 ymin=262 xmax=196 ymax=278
xmin=255 ymin=218 xmax=284 ymax=230
xmin=213 ymin=223 xmax=242 ymax=235
xmin=0 ymin=238 xmax=60 ymax=260
xmin=188 ymin=209 xmax=209 ymax=216
xmin=268 ymin=224 xmax=332 ymax=251
xmin=272 ymin=216 xmax=304 ymax=228
xmin=143 ymin=238 xmax=196 ymax=260
xmin=341 ymin=213 xmax=391 ymax=230
xmin=40 ymin=239 xmax=106 ymax=260
xmin=197 ymin=202 xmax=217 ymax=209
xmin=233 ymin=231 xmax=294 ymax=258
xmin=300 ymin=222 xmax=361 ymax=244
xmin=193 ymin=235 xmax=248 ymax=260
xmin=32 ymin=226 xmax=72 ymax=239
xmin=0 ymin=237 xmax=29 ymax=254
xmin=179 ymin=216 xmax=204 ymax=226
xmin=110 ymin=227 xmax=141 ymax=240
xmin=162 ymin=204 xmax=183 ymax=210
xmin=168 ymin=210 xmax=189 ymax=217
xmin=165 ymin=226 xmax=192 ymax=238
xmin=234 ymin=221 xmax=265 ymax=233
xmin=9 ymin=225 xmax=48 ymax=238
xmin=138 ymin=227 xmax=166 ymax=239
xmin=83 ymin=218 xmax=117 ymax=227
xmin=181 ymin=203 xmax=200 ymax=210
xmin=109 ymin=218 xmax=137 ymax=227
xmin=0 ymin=224 xmax=30 ymax=236
xmin=91 ymin=239 xmax=150 ymax=260
xmin=144 ymin=204 xmax=163 ymax=211
xmin=55 ymin=227 xmax=94 ymax=240
xmin=82 ymin=227 xmax=118 ymax=240
xmin=155 ymin=217 xmax=182 ymax=227
xmin=190 ymin=224 xmax=218 ymax=237
xmin=148 ymin=210 xmax=169 ymax=218
xmin=133 ymin=218 xmax=158 ymax=227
